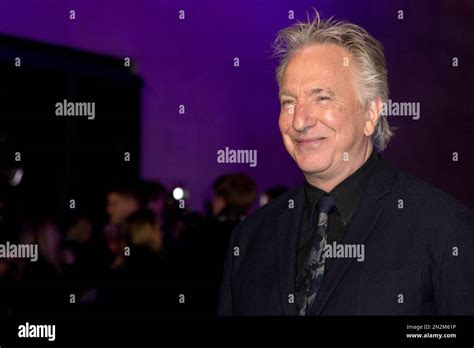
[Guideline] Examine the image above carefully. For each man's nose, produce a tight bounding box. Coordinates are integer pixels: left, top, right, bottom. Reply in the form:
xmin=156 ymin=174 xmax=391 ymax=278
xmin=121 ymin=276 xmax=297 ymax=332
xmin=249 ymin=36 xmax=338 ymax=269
xmin=292 ymin=101 xmax=316 ymax=133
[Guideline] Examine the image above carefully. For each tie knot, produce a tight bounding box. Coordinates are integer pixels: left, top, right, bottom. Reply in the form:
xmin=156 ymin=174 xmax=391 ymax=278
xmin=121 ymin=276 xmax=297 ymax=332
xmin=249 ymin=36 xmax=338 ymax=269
xmin=316 ymin=195 xmax=336 ymax=214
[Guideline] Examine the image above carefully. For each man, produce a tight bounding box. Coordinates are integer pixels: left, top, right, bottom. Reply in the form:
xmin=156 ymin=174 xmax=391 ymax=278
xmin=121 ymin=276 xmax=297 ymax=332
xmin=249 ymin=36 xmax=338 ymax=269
xmin=218 ymin=11 xmax=474 ymax=315
xmin=106 ymin=185 xmax=142 ymax=225
xmin=104 ymin=183 xmax=142 ymax=270
xmin=211 ymin=173 xmax=257 ymax=222
xmin=206 ymin=173 xmax=257 ymax=277
xmin=192 ymin=173 xmax=257 ymax=314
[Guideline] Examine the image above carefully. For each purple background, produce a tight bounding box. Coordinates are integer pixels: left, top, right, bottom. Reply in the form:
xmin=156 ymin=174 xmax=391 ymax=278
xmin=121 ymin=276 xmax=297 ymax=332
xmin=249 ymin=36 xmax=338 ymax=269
xmin=0 ymin=0 xmax=472 ymax=210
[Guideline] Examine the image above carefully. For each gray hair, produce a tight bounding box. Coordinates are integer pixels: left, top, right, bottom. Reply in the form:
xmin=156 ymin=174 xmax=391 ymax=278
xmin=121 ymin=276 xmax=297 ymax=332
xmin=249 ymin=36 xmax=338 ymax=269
xmin=273 ymin=10 xmax=395 ymax=151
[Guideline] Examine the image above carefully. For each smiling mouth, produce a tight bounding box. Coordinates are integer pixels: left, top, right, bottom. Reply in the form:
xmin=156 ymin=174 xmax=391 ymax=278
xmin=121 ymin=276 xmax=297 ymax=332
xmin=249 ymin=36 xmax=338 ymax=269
xmin=295 ymin=137 xmax=327 ymax=145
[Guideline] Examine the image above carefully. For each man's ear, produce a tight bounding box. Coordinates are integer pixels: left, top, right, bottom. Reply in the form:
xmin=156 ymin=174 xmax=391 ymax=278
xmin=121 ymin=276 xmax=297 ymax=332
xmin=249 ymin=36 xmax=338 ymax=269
xmin=364 ymin=96 xmax=383 ymax=137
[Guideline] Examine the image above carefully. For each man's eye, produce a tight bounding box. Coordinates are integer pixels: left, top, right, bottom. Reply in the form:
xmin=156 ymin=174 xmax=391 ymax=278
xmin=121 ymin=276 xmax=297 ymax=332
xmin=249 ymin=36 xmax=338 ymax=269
xmin=281 ymin=100 xmax=294 ymax=106
xmin=316 ymin=96 xmax=331 ymax=102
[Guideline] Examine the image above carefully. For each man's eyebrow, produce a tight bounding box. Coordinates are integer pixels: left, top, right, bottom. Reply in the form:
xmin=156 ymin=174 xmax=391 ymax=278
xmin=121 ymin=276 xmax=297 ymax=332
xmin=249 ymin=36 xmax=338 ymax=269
xmin=278 ymin=90 xmax=295 ymax=98
xmin=308 ymin=87 xmax=335 ymax=96
xmin=278 ymin=87 xmax=335 ymax=98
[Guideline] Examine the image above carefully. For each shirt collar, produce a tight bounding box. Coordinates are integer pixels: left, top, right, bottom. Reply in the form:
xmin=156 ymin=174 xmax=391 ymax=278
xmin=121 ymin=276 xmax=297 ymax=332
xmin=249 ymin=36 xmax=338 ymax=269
xmin=304 ymin=150 xmax=379 ymax=226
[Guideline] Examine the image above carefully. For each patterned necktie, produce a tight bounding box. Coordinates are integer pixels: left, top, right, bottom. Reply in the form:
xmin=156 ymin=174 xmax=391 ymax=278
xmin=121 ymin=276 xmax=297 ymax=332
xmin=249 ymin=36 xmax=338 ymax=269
xmin=296 ymin=195 xmax=336 ymax=316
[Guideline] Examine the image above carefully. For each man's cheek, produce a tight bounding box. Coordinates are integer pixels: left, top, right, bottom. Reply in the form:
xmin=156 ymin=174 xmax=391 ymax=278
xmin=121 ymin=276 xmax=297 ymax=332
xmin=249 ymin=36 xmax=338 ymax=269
xmin=278 ymin=114 xmax=289 ymax=129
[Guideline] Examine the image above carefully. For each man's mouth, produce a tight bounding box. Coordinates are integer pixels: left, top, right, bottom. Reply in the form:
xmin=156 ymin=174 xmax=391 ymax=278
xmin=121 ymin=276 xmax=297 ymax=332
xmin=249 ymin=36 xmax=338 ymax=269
xmin=295 ymin=137 xmax=327 ymax=146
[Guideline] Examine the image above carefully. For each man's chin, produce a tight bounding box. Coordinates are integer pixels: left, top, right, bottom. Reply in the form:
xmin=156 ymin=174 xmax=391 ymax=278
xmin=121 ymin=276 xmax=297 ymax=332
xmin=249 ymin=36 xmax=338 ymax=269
xmin=292 ymin=155 xmax=329 ymax=173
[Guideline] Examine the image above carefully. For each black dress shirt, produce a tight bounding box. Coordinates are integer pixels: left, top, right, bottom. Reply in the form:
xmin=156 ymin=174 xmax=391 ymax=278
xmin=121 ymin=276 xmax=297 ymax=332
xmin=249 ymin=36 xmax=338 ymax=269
xmin=296 ymin=150 xmax=379 ymax=281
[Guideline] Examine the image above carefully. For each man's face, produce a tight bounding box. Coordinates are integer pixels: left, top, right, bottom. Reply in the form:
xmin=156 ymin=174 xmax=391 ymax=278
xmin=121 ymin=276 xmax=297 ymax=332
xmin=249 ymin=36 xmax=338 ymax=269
xmin=279 ymin=44 xmax=373 ymax=184
xmin=106 ymin=192 xmax=139 ymax=224
xmin=210 ymin=192 xmax=226 ymax=217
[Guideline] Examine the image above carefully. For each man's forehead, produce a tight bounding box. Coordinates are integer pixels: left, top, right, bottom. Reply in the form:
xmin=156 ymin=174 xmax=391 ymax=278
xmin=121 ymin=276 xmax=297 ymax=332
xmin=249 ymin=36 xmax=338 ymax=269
xmin=280 ymin=67 xmax=340 ymax=96
xmin=290 ymin=43 xmax=351 ymax=63
xmin=280 ymin=45 xmax=353 ymax=95
xmin=285 ymin=43 xmax=351 ymax=73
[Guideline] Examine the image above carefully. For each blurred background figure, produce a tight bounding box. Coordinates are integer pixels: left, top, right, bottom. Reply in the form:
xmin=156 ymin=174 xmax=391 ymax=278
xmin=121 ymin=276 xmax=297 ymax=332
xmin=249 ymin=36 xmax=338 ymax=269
xmin=208 ymin=172 xmax=256 ymax=263
xmin=123 ymin=208 xmax=165 ymax=268
xmin=104 ymin=182 xmax=144 ymax=272
xmin=259 ymin=185 xmax=289 ymax=206
xmin=141 ymin=180 xmax=168 ymax=228
xmin=16 ymin=216 xmax=65 ymax=310
xmin=139 ymin=181 xmax=205 ymax=275
xmin=99 ymin=208 xmax=170 ymax=311
xmin=211 ymin=173 xmax=257 ymax=222
xmin=208 ymin=173 xmax=257 ymax=263
xmin=194 ymin=173 xmax=257 ymax=313
xmin=106 ymin=184 xmax=142 ymax=225
xmin=60 ymin=212 xmax=104 ymax=304
xmin=0 ymin=190 xmax=6 ymax=231
xmin=139 ymin=180 xmax=187 ymax=261
xmin=25 ymin=218 xmax=63 ymax=277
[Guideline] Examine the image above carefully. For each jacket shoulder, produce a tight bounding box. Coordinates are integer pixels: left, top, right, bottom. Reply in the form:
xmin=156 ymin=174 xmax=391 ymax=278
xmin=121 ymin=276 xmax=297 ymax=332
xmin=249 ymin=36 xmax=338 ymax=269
xmin=397 ymin=170 xmax=470 ymax=214
xmin=391 ymin=169 xmax=473 ymax=238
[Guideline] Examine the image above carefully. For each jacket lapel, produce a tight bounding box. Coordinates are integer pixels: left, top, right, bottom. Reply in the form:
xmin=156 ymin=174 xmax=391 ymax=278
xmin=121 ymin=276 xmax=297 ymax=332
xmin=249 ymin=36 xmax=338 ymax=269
xmin=277 ymin=184 xmax=305 ymax=315
xmin=309 ymin=157 xmax=398 ymax=316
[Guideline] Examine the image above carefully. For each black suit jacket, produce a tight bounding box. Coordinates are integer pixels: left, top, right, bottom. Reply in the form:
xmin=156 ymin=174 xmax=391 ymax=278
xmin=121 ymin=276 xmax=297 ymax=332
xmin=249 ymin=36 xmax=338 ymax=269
xmin=218 ymin=157 xmax=474 ymax=315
